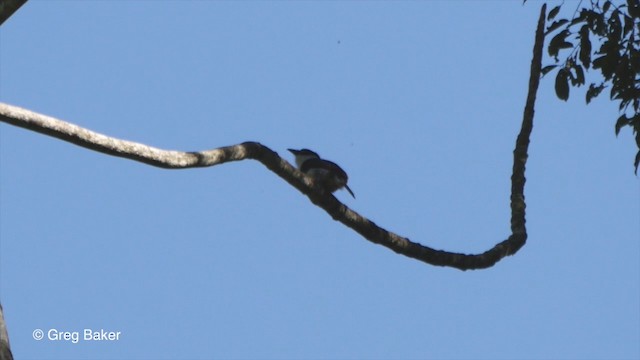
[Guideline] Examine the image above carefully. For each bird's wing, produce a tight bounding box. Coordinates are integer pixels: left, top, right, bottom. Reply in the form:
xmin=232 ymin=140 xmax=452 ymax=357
xmin=301 ymin=158 xmax=348 ymax=179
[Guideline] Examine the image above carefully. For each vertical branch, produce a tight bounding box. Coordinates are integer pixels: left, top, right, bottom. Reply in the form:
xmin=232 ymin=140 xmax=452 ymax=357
xmin=508 ymin=3 xmax=547 ymax=251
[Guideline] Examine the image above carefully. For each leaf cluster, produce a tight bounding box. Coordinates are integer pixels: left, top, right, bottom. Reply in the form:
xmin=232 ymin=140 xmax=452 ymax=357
xmin=543 ymin=0 xmax=640 ymax=173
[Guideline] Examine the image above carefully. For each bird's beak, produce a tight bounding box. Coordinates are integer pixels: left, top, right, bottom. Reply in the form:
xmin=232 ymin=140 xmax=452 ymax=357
xmin=345 ymin=184 xmax=356 ymax=199
xmin=287 ymin=149 xmax=299 ymax=155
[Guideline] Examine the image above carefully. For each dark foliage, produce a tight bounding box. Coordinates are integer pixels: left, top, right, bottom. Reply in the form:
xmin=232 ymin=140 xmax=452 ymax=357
xmin=543 ymin=0 xmax=640 ymax=173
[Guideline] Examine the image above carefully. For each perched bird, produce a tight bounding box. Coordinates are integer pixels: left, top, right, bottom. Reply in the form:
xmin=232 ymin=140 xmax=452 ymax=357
xmin=288 ymin=148 xmax=355 ymax=198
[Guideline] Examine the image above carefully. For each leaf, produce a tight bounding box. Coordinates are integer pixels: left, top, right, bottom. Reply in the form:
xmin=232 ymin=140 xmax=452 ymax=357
xmin=541 ymin=64 xmax=558 ymax=77
xmin=546 ymin=19 xmax=569 ymax=34
xmin=609 ymin=9 xmax=622 ymax=40
xmin=548 ymin=30 xmax=572 ymax=58
xmin=603 ymin=1 xmax=612 ymax=14
xmin=632 ymin=48 xmax=640 ymax=69
xmin=570 ymin=62 xmax=585 ymax=86
xmin=592 ymin=54 xmax=617 ymax=80
xmin=615 ymin=114 xmax=630 ymax=136
xmin=555 ymin=68 xmax=570 ymax=101
xmin=627 ymin=0 xmax=640 ymax=19
xmin=579 ymin=25 xmax=591 ymax=69
xmin=585 ymin=9 xmax=606 ymax=35
xmin=586 ymin=83 xmax=606 ymax=104
xmin=635 ymin=119 xmax=640 ymax=148
xmin=623 ymin=12 xmax=634 ymax=37
xmin=571 ymin=9 xmax=589 ymax=26
xmin=619 ymin=99 xmax=630 ymax=111
xmin=548 ymin=5 xmax=561 ymax=21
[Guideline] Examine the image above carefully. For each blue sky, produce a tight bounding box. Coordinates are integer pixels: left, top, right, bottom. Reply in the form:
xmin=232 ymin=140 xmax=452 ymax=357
xmin=1 ymin=1 xmax=638 ymax=359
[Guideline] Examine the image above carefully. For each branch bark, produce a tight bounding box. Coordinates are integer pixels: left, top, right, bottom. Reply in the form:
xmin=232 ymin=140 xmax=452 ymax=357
xmin=0 ymin=6 xmax=546 ymax=271
xmin=0 ymin=0 xmax=28 ymax=26
xmin=0 ymin=304 xmax=12 ymax=360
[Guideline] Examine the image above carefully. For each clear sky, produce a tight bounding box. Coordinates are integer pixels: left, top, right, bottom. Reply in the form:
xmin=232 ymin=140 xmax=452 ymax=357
xmin=1 ymin=1 xmax=638 ymax=359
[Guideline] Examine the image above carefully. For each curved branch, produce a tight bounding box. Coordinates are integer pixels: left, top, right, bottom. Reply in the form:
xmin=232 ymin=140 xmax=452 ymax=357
xmin=0 ymin=6 xmax=547 ymax=270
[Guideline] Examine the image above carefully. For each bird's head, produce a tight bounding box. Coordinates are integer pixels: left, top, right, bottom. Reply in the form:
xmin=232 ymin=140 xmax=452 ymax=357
xmin=288 ymin=148 xmax=320 ymax=168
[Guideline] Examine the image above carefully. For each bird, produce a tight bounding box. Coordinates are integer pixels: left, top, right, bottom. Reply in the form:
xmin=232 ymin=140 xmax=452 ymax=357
xmin=288 ymin=148 xmax=355 ymax=198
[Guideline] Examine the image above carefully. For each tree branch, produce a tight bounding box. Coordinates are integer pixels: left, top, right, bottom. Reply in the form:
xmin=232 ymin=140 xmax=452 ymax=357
xmin=0 ymin=5 xmax=547 ymax=271
xmin=0 ymin=304 xmax=12 ymax=360
xmin=0 ymin=0 xmax=28 ymax=26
